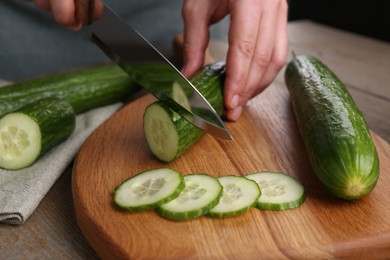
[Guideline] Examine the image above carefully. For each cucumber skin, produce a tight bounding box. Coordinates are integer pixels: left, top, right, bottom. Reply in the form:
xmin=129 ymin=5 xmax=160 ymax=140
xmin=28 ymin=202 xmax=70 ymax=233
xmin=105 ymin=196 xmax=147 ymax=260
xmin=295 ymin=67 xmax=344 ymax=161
xmin=256 ymin=194 xmax=305 ymax=211
xmin=145 ymin=62 xmax=226 ymax=162
xmin=188 ymin=61 xmax=225 ymax=116
xmin=285 ymin=55 xmax=380 ymax=200
xmin=156 ymin=192 xmax=222 ymax=220
xmin=15 ymin=98 xmax=76 ymax=159
xmin=0 ymin=64 xmax=140 ymax=117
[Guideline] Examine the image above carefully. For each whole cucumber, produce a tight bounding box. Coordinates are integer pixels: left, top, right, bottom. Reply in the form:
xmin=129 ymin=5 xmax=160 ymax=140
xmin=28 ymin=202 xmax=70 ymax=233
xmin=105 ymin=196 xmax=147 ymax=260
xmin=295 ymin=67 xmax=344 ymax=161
xmin=285 ymin=55 xmax=379 ymax=200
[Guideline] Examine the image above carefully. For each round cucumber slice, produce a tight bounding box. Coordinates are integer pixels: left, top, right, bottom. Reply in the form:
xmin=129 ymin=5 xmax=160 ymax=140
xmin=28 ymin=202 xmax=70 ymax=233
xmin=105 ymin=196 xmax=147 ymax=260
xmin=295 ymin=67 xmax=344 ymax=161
xmin=208 ymin=175 xmax=261 ymax=218
xmin=246 ymin=172 xmax=305 ymax=210
xmin=114 ymin=168 xmax=185 ymax=211
xmin=0 ymin=113 xmax=41 ymax=170
xmin=156 ymin=174 xmax=223 ymax=220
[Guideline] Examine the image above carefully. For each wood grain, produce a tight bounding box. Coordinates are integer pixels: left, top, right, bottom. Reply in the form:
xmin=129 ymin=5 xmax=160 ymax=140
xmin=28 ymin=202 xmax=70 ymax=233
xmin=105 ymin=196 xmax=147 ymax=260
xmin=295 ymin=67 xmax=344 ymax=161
xmin=72 ymin=78 xmax=390 ymax=259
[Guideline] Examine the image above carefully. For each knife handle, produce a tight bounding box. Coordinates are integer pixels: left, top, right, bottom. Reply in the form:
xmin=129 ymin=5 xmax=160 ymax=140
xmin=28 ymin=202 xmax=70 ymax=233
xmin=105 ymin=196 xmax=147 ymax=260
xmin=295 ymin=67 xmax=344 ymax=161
xmin=74 ymin=0 xmax=94 ymax=25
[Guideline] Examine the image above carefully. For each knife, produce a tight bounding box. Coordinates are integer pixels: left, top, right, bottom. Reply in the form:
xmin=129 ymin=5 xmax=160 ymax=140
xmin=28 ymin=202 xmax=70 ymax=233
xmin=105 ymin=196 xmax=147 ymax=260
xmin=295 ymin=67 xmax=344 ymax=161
xmin=75 ymin=1 xmax=232 ymax=140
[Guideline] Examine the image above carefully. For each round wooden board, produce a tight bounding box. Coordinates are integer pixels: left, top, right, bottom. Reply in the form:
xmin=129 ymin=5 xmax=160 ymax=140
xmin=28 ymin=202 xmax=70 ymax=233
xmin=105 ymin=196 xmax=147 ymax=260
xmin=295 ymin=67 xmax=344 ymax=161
xmin=72 ymin=83 xmax=390 ymax=259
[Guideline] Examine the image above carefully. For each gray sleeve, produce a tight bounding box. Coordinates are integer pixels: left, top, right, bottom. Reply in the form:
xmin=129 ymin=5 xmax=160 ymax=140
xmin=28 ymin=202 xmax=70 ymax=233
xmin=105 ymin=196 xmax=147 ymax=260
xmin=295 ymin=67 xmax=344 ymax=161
xmin=0 ymin=0 xmax=228 ymax=81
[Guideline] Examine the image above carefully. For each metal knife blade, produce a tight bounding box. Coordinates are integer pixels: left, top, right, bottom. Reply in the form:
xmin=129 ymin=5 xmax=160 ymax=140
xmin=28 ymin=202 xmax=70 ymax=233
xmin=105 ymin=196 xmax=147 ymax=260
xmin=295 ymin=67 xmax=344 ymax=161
xmin=86 ymin=5 xmax=232 ymax=140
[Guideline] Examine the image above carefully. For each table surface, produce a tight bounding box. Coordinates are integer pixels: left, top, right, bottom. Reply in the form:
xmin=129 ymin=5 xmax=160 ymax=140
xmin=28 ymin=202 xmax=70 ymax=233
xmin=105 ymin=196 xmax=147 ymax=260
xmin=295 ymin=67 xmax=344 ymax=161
xmin=1 ymin=20 xmax=389 ymax=259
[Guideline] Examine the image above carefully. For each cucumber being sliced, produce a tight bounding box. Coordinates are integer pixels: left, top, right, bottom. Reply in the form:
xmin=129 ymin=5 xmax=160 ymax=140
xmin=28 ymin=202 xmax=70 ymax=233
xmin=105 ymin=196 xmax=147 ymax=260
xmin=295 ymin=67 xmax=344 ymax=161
xmin=171 ymin=81 xmax=192 ymax=112
xmin=156 ymin=174 xmax=223 ymax=221
xmin=143 ymin=62 xmax=226 ymax=163
xmin=114 ymin=168 xmax=185 ymax=211
xmin=0 ymin=98 xmax=75 ymax=170
xmin=208 ymin=176 xmax=261 ymax=218
xmin=246 ymin=172 xmax=305 ymax=210
xmin=143 ymin=101 xmax=204 ymax=162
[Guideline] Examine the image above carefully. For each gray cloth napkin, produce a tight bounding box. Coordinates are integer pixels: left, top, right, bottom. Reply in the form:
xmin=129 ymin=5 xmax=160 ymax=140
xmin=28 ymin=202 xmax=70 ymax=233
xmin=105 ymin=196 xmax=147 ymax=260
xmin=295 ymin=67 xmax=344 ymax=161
xmin=0 ymin=80 xmax=122 ymax=225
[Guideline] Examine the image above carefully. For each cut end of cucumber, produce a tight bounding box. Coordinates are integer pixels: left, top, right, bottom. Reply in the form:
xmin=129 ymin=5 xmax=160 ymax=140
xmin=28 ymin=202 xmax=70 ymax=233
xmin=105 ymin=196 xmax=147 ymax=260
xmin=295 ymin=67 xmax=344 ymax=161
xmin=172 ymin=81 xmax=192 ymax=112
xmin=208 ymin=175 xmax=261 ymax=218
xmin=0 ymin=113 xmax=41 ymax=170
xmin=246 ymin=172 xmax=305 ymax=210
xmin=114 ymin=168 xmax=184 ymax=211
xmin=144 ymin=104 xmax=179 ymax=162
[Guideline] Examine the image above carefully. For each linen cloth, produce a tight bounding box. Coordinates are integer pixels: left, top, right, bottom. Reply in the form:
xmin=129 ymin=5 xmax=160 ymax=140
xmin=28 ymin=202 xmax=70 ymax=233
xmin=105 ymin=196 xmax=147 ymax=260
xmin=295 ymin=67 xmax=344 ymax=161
xmin=0 ymin=80 xmax=122 ymax=224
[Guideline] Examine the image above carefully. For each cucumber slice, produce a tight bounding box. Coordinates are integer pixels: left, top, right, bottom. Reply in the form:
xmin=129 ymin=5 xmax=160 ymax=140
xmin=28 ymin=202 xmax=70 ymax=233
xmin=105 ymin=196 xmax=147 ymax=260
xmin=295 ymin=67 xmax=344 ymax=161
xmin=114 ymin=168 xmax=185 ymax=211
xmin=208 ymin=176 xmax=261 ymax=218
xmin=156 ymin=174 xmax=223 ymax=220
xmin=246 ymin=172 xmax=305 ymax=210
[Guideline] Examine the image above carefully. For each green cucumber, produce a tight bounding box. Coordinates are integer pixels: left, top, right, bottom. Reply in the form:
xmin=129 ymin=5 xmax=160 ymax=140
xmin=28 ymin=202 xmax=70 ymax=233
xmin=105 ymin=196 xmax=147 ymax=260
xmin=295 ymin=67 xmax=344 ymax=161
xmin=143 ymin=62 xmax=226 ymax=162
xmin=114 ymin=168 xmax=185 ymax=211
xmin=0 ymin=64 xmax=142 ymax=117
xmin=143 ymin=101 xmax=204 ymax=162
xmin=246 ymin=172 xmax=305 ymax=210
xmin=285 ymin=55 xmax=380 ymax=200
xmin=0 ymin=98 xmax=75 ymax=170
xmin=170 ymin=81 xmax=192 ymax=111
xmin=208 ymin=175 xmax=261 ymax=218
xmin=156 ymin=174 xmax=223 ymax=220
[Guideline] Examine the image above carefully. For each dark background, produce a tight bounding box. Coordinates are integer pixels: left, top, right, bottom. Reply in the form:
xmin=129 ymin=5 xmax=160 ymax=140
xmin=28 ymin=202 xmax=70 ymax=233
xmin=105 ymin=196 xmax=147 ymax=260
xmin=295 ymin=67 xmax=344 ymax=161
xmin=288 ymin=0 xmax=390 ymax=42
xmin=0 ymin=0 xmax=388 ymax=81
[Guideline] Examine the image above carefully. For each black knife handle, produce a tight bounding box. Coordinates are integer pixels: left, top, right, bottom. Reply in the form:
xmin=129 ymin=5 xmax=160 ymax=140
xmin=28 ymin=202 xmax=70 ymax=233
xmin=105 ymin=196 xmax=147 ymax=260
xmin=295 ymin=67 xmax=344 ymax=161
xmin=75 ymin=0 xmax=94 ymax=25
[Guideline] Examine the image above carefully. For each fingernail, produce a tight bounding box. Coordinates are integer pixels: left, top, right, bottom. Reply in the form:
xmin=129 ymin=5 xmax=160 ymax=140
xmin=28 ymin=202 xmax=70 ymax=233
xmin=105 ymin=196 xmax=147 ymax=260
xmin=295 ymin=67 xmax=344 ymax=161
xmin=230 ymin=95 xmax=240 ymax=109
xmin=68 ymin=22 xmax=82 ymax=31
xmin=229 ymin=106 xmax=243 ymax=121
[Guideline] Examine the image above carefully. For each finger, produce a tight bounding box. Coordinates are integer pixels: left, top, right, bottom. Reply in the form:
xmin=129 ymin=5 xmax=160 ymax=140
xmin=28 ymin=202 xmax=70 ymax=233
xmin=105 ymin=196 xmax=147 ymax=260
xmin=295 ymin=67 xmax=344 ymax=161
xmin=181 ymin=0 xmax=210 ymax=78
xmin=33 ymin=0 xmax=51 ymax=11
xmin=76 ymin=0 xmax=104 ymax=25
xmin=251 ymin=0 xmax=288 ymax=97
xmin=93 ymin=0 xmax=104 ymax=21
xmin=236 ymin=0 xmax=280 ymax=108
xmin=50 ymin=0 xmax=78 ymax=28
xmin=224 ymin=0 xmax=261 ymax=112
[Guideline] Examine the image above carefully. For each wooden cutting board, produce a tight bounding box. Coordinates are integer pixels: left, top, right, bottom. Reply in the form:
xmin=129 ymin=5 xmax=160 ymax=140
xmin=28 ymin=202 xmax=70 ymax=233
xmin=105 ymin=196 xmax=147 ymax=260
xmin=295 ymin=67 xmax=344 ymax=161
xmin=72 ymin=79 xmax=390 ymax=259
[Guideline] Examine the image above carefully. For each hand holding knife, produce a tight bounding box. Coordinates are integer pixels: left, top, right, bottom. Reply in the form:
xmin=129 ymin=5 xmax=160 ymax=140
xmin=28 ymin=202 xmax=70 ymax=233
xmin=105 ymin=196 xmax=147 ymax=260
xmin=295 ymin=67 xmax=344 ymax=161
xmin=75 ymin=0 xmax=232 ymax=140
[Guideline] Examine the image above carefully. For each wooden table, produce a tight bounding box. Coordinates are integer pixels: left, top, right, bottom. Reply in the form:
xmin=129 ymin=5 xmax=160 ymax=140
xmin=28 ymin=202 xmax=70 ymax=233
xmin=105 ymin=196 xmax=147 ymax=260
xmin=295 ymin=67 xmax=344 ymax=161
xmin=0 ymin=20 xmax=389 ymax=259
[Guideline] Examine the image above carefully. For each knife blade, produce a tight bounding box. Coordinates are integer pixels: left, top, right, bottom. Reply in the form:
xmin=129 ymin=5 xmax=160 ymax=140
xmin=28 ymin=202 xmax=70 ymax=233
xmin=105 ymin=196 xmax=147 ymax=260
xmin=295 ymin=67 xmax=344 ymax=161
xmin=76 ymin=1 xmax=232 ymax=140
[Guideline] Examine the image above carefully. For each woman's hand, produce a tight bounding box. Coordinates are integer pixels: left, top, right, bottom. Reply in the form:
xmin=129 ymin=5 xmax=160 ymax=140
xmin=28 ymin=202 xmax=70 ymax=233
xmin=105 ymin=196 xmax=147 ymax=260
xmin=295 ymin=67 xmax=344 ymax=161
xmin=181 ymin=0 xmax=288 ymax=121
xmin=28 ymin=0 xmax=104 ymax=30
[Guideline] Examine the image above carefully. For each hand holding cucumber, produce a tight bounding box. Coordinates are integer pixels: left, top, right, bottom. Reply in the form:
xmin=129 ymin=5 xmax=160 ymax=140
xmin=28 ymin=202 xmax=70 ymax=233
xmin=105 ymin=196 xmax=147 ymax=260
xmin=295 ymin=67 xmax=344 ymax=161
xmin=181 ymin=0 xmax=289 ymax=121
